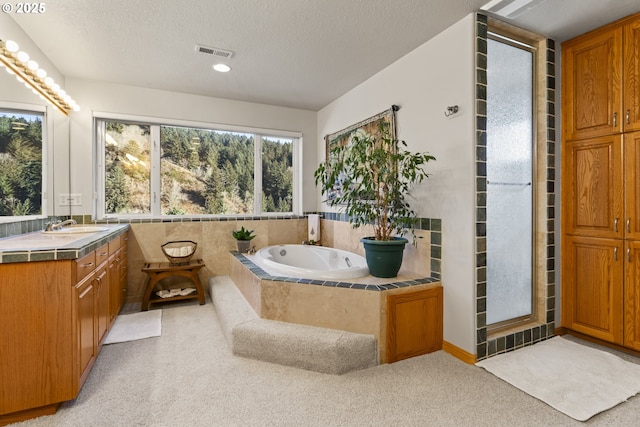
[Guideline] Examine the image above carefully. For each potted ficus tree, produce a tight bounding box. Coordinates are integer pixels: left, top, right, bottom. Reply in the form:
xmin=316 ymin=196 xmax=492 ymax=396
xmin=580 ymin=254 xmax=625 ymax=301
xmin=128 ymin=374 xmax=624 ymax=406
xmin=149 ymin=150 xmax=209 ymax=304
xmin=314 ymin=120 xmax=435 ymax=278
xmin=232 ymin=226 xmax=256 ymax=253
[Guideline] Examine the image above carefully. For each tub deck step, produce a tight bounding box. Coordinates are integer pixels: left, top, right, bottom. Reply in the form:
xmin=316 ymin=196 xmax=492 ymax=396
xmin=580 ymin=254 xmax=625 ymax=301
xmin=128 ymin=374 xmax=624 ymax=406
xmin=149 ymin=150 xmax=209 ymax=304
xmin=209 ymin=276 xmax=378 ymax=375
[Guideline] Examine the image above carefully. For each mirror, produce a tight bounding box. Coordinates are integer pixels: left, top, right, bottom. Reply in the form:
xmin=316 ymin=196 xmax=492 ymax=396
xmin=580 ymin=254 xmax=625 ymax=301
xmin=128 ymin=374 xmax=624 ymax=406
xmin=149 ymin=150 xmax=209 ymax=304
xmin=0 ymin=46 xmax=70 ymax=219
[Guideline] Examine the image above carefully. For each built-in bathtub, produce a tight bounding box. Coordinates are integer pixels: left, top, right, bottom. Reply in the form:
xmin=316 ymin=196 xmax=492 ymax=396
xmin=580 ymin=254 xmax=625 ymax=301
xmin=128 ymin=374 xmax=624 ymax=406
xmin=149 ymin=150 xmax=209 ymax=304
xmin=252 ymin=244 xmax=369 ymax=280
xmin=229 ymin=251 xmax=442 ymax=363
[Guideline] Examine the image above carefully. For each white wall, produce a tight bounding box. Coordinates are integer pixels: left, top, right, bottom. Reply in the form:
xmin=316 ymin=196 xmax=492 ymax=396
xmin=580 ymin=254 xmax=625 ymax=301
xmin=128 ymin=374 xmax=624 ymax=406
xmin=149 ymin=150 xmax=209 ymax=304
xmin=317 ymin=14 xmax=477 ymax=354
xmin=65 ymin=78 xmax=318 ymax=215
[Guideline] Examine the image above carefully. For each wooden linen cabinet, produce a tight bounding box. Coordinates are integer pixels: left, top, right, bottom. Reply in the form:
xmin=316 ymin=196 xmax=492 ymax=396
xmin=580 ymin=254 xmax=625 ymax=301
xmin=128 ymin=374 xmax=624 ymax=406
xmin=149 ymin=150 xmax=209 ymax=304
xmin=561 ymin=11 xmax=640 ymax=353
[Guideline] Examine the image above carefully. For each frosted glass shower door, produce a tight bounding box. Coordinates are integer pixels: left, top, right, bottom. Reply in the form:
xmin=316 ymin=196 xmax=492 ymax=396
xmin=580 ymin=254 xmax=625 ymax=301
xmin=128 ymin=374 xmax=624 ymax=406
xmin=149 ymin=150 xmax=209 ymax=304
xmin=486 ymin=37 xmax=534 ymax=326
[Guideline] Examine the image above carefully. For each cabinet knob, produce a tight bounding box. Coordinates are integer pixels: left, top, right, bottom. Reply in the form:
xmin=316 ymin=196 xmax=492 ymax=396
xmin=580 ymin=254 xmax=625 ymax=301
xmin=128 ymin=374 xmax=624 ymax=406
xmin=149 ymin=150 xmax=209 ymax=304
xmin=627 ymin=109 xmax=631 ymax=125
xmin=628 ymin=248 xmax=632 ymax=263
xmin=614 ymin=247 xmax=618 ymax=261
xmin=614 ymin=112 xmax=617 ymax=127
xmin=614 ymin=218 xmax=619 ymax=232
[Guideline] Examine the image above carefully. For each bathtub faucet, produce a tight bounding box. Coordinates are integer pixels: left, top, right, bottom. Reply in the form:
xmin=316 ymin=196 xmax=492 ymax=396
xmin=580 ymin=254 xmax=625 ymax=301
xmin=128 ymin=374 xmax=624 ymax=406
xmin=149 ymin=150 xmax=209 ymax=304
xmin=247 ymin=246 xmax=257 ymax=255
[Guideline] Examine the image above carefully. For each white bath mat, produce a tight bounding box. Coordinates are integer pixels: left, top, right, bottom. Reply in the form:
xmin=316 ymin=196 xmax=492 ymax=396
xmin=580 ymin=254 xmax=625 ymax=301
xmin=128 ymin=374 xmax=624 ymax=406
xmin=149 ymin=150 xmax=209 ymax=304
xmin=476 ymin=336 xmax=640 ymax=421
xmin=104 ymin=310 xmax=162 ymax=344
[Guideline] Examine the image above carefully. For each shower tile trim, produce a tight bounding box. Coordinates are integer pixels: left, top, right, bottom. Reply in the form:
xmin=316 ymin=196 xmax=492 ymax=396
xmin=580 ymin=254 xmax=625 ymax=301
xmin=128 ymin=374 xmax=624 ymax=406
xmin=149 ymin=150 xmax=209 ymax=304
xmin=475 ymin=14 xmax=556 ymax=360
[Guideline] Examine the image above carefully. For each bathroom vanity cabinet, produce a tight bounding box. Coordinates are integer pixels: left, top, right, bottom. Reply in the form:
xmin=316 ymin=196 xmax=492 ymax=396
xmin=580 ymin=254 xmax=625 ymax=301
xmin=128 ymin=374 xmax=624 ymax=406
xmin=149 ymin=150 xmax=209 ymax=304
xmin=562 ymin=11 xmax=640 ymax=353
xmin=0 ymin=229 xmax=128 ymax=425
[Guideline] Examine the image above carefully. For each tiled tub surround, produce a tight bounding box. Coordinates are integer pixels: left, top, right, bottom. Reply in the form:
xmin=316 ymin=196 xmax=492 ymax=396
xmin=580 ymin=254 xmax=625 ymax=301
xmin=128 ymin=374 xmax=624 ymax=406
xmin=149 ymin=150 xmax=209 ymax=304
xmin=117 ymin=214 xmax=438 ymax=305
xmin=229 ymin=252 xmax=441 ymax=363
xmin=319 ymin=214 xmax=441 ymax=280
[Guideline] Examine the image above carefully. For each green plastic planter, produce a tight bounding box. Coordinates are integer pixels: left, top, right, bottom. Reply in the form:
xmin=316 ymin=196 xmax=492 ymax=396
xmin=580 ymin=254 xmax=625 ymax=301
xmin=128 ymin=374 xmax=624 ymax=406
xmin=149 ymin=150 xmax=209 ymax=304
xmin=360 ymin=236 xmax=408 ymax=278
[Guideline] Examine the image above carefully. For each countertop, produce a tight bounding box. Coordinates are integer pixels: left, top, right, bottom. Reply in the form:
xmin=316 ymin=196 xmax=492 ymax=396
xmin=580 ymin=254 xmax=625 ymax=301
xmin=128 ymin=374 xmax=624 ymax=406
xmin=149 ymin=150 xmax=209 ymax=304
xmin=0 ymin=224 xmax=129 ymax=264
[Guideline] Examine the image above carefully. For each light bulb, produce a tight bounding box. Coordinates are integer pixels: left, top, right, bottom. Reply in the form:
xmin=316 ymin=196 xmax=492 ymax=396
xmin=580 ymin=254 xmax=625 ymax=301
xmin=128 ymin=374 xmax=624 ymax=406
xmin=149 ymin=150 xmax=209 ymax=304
xmin=5 ymin=40 xmax=19 ymax=53
xmin=36 ymin=68 xmax=46 ymax=78
xmin=52 ymin=83 xmax=60 ymax=92
xmin=17 ymin=51 xmax=29 ymax=62
xmin=27 ymin=60 xmax=38 ymax=70
xmin=44 ymin=76 xmax=53 ymax=86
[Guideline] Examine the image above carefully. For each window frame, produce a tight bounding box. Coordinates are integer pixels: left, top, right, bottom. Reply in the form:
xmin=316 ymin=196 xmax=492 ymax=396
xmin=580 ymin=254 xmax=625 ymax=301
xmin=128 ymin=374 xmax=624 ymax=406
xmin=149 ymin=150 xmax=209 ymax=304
xmin=95 ymin=112 xmax=302 ymax=219
xmin=0 ymin=101 xmax=50 ymax=222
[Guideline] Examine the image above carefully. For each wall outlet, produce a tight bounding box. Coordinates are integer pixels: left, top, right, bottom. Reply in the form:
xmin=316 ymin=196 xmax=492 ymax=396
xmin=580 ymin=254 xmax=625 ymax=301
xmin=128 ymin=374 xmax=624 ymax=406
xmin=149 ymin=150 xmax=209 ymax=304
xmin=59 ymin=194 xmax=82 ymax=206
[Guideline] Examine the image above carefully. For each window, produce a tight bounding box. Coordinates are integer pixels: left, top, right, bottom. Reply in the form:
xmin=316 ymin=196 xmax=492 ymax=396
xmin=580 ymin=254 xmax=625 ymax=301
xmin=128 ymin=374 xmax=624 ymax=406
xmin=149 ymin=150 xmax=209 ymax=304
xmin=97 ymin=116 xmax=300 ymax=218
xmin=0 ymin=107 xmax=46 ymax=218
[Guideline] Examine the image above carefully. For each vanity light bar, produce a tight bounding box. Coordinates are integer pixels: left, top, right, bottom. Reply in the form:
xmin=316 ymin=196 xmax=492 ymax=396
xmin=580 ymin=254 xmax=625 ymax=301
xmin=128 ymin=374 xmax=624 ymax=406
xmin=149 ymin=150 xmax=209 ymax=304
xmin=0 ymin=39 xmax=79 ymax=115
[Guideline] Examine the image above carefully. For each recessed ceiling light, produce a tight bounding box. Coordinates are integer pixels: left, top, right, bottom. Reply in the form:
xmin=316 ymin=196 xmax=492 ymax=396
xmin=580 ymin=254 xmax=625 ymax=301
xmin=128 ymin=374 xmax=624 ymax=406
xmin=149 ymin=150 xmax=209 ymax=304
xmin=213 ymin=63 xmax=231 ymax=73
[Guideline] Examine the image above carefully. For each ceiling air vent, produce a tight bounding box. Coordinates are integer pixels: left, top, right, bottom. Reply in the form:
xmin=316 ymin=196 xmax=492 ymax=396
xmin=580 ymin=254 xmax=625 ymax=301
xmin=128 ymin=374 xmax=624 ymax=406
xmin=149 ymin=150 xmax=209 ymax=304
xmin=195 ymin=44 xmax=234 ymax=59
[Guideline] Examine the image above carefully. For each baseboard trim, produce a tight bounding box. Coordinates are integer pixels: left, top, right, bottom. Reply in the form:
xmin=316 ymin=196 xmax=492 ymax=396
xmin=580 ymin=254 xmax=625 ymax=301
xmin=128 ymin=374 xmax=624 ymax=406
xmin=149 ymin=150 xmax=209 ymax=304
xmin=0 ymin=402 xmax=59 ymax=426
xmin=560 ymin=329 xmax=640 ymax=359
xmin=442 ymin=340 xmax=477 ymax=364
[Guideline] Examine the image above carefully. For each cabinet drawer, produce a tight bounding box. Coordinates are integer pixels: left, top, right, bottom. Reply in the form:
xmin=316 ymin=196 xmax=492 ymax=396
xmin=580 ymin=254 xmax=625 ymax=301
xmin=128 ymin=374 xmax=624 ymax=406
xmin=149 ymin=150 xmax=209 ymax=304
xmin=95 ymin=244 xmax=109 ymax=266
xmin=75 ymin=252 xmax=96 ymax=282
xmin=108 ymin=236 xmax=121 ymax=253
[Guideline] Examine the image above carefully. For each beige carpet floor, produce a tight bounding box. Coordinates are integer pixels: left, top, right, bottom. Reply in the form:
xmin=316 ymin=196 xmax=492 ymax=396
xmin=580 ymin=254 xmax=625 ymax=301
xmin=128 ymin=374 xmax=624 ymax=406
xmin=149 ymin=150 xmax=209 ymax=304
xmin=13 ymin=300 xmax=640 ymax=427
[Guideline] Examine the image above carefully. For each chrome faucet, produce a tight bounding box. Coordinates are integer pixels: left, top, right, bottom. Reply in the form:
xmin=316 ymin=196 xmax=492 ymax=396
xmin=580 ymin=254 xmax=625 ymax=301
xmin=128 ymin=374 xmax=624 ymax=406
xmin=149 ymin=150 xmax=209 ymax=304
xmin=48 ymin=219 xmax=77 ymax=231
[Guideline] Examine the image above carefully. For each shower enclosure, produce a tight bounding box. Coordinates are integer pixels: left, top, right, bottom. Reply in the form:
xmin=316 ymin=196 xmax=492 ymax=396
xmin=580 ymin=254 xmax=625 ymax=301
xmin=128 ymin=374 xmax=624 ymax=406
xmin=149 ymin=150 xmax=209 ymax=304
xmin=486 ymin=35 xmax=535 ymax=327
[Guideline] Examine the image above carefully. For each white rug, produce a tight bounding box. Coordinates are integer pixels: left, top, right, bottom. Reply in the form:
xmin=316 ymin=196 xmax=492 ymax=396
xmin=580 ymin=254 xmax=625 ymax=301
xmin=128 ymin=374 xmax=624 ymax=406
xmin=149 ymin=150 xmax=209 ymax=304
xmin=103 ymin=310 xmax=162 ymax=344
xmin=476 ymin=336 xmax=640 ymax=421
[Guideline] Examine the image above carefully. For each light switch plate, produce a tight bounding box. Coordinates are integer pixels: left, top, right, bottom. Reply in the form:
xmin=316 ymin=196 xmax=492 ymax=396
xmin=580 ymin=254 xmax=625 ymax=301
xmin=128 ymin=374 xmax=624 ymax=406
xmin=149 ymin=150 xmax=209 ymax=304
xmin=59 ymin=194 xmax=82 ymax=206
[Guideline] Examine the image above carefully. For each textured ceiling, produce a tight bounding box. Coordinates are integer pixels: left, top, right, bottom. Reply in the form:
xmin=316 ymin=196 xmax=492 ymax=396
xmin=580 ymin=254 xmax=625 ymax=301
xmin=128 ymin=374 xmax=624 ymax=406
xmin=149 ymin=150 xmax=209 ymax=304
xmin=7 ymin=0 xmax=640 ymax=111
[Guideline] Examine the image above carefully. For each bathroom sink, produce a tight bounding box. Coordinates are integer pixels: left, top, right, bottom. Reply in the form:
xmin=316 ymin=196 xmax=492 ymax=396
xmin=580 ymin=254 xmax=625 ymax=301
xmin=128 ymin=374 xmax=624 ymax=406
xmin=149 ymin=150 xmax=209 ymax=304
xmin=42 ymin=225 xmax=109 ymax=235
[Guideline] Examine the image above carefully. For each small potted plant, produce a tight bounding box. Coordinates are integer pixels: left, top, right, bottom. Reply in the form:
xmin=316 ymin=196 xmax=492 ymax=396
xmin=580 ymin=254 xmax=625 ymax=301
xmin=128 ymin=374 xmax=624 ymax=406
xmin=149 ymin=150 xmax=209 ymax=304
xmin=314 ymin=120 xmax=435 ymax=277
xmin=232 ymin=226 xmax=256 ymax=253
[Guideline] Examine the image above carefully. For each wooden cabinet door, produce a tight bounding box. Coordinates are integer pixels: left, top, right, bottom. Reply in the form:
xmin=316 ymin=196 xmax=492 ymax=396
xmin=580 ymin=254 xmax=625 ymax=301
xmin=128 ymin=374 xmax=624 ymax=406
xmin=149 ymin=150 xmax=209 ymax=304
xmin=95 ymin=263 xmax=109 ymax=347
xmin=108 ymin=250 xmax=122 ymax=324
xmin=0 ymin=261 xmax=73 ymax=415
xmin=75 ymin=273 xmax=96 ymax=390
xmin=120 ymin=237 xmax=128 ymax=307
xmin=563 ymin=135 xmax=624 ymax=237
xmin=562 ymin=236 xmax=624 ymax=344
xmin=624 ymin=240 xmax=640 ymax=350
xmin=623 ymin=16 xmax=640 ymax=132
xmin=386 ymin=286 xmax=443 ymax=363
xmin=625 ymin=131 xmax=640 ymax=239
xmin=562 ymin=26 xmax=622 ymax=140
